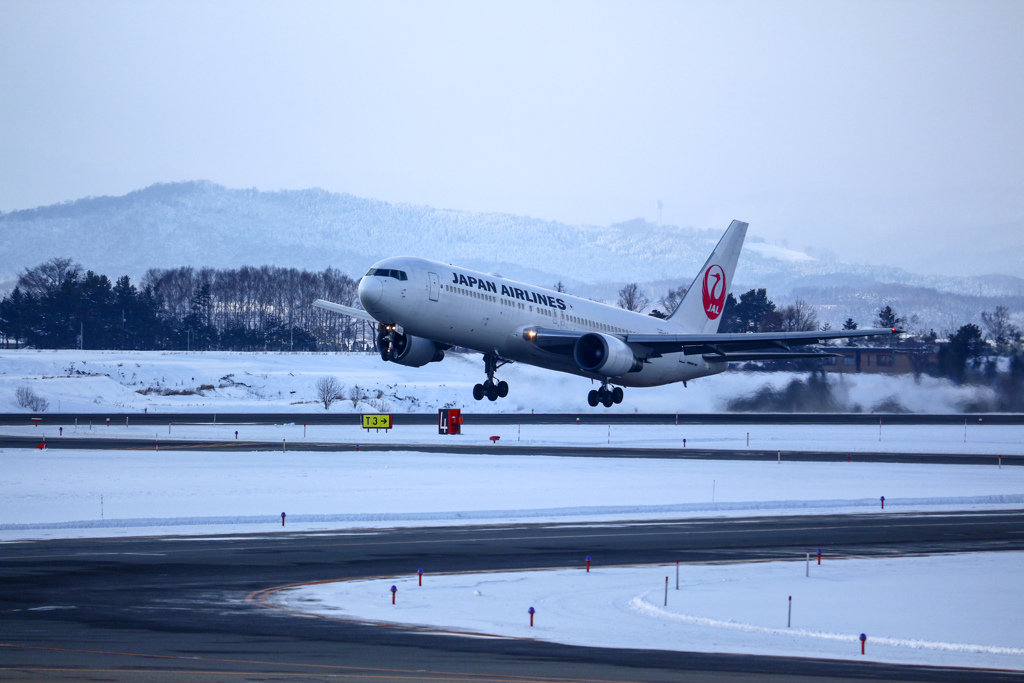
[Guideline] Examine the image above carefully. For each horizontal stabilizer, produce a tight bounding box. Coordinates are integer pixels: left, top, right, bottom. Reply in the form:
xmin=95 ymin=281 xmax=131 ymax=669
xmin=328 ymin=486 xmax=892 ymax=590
xmin=312 ymin=299 xmax=377 ymax=322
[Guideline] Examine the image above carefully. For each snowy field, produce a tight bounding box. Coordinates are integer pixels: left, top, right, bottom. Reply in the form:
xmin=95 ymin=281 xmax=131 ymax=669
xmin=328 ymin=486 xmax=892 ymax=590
xmin=2 ymin=447 xmax=1021 ymax=541
xmin=0 ymin=349 xmax=1003 ymax=415
xmin=5 ymin=420 xmax=1021 ymax=455
xmin=273 ymin=553 xmax=1024 ymax=672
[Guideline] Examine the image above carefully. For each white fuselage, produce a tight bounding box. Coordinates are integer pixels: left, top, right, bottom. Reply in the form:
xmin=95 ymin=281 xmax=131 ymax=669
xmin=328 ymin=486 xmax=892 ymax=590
xmin=359 ymin=257 xmax=724 ymax=388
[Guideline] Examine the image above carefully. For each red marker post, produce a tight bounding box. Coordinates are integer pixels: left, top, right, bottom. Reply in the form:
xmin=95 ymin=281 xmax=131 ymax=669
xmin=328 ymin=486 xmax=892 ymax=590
xmin=418 ymin=568 xmax=423 ymax=586
xmin=391 ymin=585 xmax=397 ymax=605
xmin=281 ymin=512 xmax=286 ymax=527
xmin=860 ymin=633 xmax=867 ymax=654
xmin=880 ymin=496 xmax=885 ymax=510
xmin=585 ymin=555 xmax=591 ymax=573
xmin=528 ymin=606 xmax=535 ymax=626
xmin=817 ymin=549 xmax=822 ymax=565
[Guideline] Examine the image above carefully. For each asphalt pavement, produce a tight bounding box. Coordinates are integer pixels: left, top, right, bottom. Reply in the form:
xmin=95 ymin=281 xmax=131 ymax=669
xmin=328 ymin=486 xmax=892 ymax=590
xmin=2 ymin=433 xmax=1019 ymax=466
xmin=2 ymin=511 xmax=1023 ymax=682
xmin=2 ymin=411 xmax=1022 ymax=426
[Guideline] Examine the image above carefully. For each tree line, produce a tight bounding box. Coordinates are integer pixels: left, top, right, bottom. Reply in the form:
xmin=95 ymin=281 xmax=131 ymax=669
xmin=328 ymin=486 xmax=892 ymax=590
xmin=624 ymin=281 xmax=1022 ymax=391
xmin=0 ymin=258 xmax=370 ymax=351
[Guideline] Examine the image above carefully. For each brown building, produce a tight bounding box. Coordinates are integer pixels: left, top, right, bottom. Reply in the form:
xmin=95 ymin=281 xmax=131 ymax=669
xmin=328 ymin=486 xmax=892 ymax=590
xmin=820 ymin=347 xmax=936 ymax=374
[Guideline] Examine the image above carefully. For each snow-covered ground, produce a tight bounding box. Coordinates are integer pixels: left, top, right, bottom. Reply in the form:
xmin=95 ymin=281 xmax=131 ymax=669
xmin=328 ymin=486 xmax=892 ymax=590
xmin=0 ymin=349 xmax=1001 ymax=414
xmin=3 ymin=349 xmax=1019 ymax=671
xmin=5 ymin=421 xmax=1022 ymax=455
xmin=2 ymin=447 xmax=1021 ymax=541
xmin=273 ymin=553 xmax=1024 ymax=671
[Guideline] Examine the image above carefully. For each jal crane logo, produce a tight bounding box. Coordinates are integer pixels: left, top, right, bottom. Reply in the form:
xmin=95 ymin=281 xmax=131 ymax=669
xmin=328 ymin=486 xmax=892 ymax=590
xmin=701 ymin=264 xmax=726 ymax=320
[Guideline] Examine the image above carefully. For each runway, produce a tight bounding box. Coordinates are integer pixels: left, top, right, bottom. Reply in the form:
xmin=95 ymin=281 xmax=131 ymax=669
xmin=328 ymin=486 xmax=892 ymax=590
xmin=1 ymin=433 xmax=1019 ymax=466
xmin=3 ymin=411 xmax=1023 ymax=427
xmin=2 ymin=511 xmax=1023 ymax=681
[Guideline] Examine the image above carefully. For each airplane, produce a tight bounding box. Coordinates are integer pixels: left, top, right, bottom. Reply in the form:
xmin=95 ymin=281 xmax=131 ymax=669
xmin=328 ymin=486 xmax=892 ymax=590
xmin=313 ymin=220 xmax=898 ymax=407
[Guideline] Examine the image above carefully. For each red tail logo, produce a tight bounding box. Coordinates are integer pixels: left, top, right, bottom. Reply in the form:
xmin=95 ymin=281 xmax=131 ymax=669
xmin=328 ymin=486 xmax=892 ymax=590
xmin=701 ymin=264 xmax=726 ymax=320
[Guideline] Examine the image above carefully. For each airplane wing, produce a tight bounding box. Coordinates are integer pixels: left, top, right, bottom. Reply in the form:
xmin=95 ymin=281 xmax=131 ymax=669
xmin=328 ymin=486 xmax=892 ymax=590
xmin=527 ymin=326 xmax=899 ymax=362
xmin=312 ymin=299 xmax=378 ymax=322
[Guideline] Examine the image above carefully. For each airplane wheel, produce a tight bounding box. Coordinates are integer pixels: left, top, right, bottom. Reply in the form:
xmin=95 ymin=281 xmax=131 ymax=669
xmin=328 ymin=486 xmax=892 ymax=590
xmin=587 ymin=390 xmax=599 ymax=407
xmin=497 ymin=380 xmax=509 ymax=398
xmin=487 ymin=387 xmax=499 ymax=401
xmin=473 ymin=384 xmax=485 ymax=401
xmin=612 ymin=387 xmax=624 ymax=404
xmin=602 ymin=395 xmax=614 ymax=408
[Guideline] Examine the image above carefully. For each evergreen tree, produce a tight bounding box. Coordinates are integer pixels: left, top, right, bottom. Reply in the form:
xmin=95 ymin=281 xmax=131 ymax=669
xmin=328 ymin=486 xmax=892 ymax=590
xmin=937 ymin=323 xmax=986 ymax=384
xmin=720 ymin=288 xmax=777 ymax=333
xmin=875 ymin=305 xmax=904 ymax=329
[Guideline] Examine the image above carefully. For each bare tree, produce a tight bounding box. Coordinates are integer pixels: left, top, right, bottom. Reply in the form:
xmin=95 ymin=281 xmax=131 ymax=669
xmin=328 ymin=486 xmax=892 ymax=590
xmin=778 ymin=299 xmax=819 ymax=332
xmin=657 ymin=285 xmax=687 ymax=317
xmin=314 ymin=376 xmax=345 ymax=410
xmin=617 ymin=283 xmax=650 ymax=313
xmin=981 ymin=306 xmax=1021 ymax=353
xmin=18 ymin=258 xmax=81 ymax=297
xmin=15 ymin=385 xmax=49 ymax=412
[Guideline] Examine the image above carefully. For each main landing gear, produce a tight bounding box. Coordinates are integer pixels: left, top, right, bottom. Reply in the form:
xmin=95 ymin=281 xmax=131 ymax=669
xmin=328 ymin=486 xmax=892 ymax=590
xmin=473 ymin=354 xmax=510 ymax=402
xmin=588 ymin=382 xmax=624 ymax=408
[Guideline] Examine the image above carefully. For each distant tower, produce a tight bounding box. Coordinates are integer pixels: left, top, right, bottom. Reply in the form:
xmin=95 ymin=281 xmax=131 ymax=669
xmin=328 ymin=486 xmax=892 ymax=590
xmin=656 ymin=200 xmax=663 ymax=226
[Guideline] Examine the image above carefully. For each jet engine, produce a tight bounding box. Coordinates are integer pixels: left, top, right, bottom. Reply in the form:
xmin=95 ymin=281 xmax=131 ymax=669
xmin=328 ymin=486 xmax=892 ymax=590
xmin=573 ymin=333 xmax=642 ymax=377
xmin=391 ymin=333 xmax=445 ymax=367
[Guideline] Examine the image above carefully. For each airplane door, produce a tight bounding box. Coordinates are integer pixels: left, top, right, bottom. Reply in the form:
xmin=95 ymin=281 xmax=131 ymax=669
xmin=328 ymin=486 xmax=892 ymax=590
xmin=428 ymin=272 xmax=439 ymax=301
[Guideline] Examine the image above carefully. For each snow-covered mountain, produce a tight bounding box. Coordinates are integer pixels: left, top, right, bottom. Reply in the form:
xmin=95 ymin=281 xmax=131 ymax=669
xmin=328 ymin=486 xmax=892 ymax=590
xmin=2 ymin=182 xmax=1022 ymax=328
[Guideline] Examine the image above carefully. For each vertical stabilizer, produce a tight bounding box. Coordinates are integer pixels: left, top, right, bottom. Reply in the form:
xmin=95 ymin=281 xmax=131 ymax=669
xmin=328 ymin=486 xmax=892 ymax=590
xmin=666 ymin=220 xmax=748 ymax=333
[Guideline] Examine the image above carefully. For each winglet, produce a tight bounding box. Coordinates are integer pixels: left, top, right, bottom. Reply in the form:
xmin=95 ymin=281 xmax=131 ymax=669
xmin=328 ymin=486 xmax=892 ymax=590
xmin=667 ymin=220 xmax=748 ymax=333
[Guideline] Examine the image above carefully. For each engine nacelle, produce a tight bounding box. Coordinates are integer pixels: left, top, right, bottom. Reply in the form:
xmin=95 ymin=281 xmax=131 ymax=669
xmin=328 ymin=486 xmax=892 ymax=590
xmin=573 ymin=333 xmax=642 ymax=377
xmin=391 ymin=334 xmax=445 ymax=367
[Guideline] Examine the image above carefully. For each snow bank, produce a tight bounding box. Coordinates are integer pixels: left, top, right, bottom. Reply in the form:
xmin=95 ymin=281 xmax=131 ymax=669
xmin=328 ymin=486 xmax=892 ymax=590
xmin=0 ymin=349 xmax=1000 ymax=414
xmin=2 ymin=447 xmax=1021 ymax=540
xmin=274 ymin=553 xmax=1024 ymax=671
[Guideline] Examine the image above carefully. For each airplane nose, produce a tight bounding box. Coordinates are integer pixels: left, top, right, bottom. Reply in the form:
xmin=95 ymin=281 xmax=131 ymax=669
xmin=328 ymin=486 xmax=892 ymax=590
xmin=359 ymin=276 xmax=383 ymax=307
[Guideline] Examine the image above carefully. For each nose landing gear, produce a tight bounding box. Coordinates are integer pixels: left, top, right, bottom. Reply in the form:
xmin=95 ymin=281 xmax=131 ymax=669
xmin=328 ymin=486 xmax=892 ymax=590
xmin=473 ymin=354 xmax=510 ymax=401
xmin=377 ymin=325 xmax=395 ymax=361
xmin=587 ymin=383 xmax=623 ymax=408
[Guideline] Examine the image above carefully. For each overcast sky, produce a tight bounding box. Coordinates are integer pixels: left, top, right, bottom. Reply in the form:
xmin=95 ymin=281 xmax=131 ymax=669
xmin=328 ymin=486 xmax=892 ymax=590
xmin=2 ymin=1 xmax=1022 ymax=276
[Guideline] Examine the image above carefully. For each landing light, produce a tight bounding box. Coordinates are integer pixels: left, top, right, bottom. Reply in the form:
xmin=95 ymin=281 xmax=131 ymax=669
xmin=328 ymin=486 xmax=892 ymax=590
xmin=525 ymin=329 xmax=537 ymax=340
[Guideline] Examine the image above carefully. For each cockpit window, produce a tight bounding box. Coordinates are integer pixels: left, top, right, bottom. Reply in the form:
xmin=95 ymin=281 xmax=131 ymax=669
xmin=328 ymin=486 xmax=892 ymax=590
xmin=364 ymin=268 xmax=408 ymax=281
